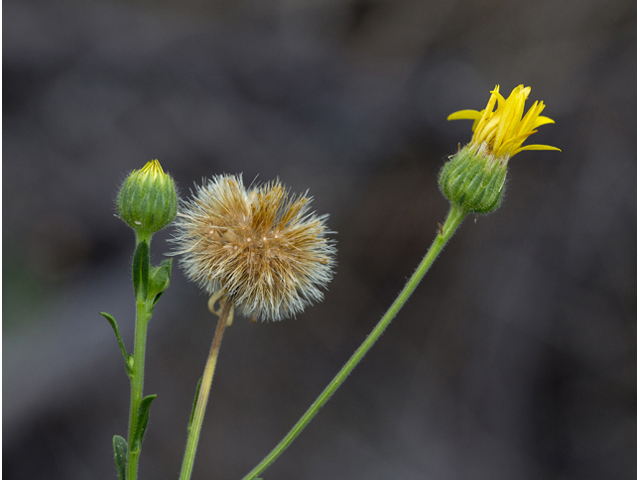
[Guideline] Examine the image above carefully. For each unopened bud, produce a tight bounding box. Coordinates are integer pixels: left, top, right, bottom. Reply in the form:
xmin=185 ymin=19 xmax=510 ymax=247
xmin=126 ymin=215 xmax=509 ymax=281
xmin=117 ymin=160 xmax=177 ymax=237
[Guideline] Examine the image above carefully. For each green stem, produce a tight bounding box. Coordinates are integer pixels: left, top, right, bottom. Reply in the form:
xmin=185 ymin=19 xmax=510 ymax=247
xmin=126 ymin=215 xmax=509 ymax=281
xmin=179 ymin=299 xmax=232 ymax=480
xmin=242 ymin=204 xmax=468 ymax=480
xmin=135 ymin=231 xmax=153 ymax=246
xmin=126 ymin=298 xmax=152 ymax=480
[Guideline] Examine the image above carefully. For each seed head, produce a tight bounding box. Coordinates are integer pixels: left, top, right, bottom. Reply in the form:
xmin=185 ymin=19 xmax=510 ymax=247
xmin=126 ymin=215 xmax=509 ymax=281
xmin=172 ymin=175 xmax=336 ymax=321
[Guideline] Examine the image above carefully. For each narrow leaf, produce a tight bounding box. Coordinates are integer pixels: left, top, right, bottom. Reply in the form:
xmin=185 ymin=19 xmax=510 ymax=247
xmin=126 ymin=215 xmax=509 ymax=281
xmin=100 ymin=312 xmax=129 ymax=369
xmin=188 ymin=378 xmax=202 ymax=429
xmin=132 ymin=240 xmax=150 ymax=301
xmin=148 ymin=258 xmax=173 ymax=308
xmin=112 ymin=435 xmax=128 ymax=480
xmin=150 ymin=291 xmax=164 ymax=308
xmin=132 ymin=394 xmax=157 ymax=451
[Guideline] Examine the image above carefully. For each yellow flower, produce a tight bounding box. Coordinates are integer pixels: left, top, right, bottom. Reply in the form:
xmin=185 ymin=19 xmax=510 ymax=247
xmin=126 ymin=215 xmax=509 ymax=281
xmin=447 ymin=85 xmax=560 ymax=161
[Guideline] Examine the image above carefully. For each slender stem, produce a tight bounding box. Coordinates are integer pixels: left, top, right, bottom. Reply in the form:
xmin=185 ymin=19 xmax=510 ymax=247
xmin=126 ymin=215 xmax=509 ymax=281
xmin=242 ymin=204 xmax=468 ymax=480
xmin=126 ymin=298 xmax=152 ymax=480
xmin=179 ymin=299 xmax=232 ymax=480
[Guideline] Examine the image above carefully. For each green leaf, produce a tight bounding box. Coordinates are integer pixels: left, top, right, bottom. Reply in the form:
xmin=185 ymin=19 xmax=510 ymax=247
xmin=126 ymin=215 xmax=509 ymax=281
xmin=188 ymin=377 xmax=202 ymax=429
xmin=100 ymin=312 xmax=131 ymax=377
xmin=112 ymin=435 xmax=128 ymax=480
xmin=132 ymin=240 xmax=150 ymax=301
xmin=148 ymin=258 xmax=172 ymax=308
xmin=132 ymin=394 xmax=157 ymax=451
xmin=126 ymin=355 xmax=135 ymax=377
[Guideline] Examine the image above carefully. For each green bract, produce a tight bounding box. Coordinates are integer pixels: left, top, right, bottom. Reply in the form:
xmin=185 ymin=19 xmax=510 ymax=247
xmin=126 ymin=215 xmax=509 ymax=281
xmin=438 ymin=146 xmax=507 ymax=215
xmin=117 ymin=160 xmax=178 ymax=237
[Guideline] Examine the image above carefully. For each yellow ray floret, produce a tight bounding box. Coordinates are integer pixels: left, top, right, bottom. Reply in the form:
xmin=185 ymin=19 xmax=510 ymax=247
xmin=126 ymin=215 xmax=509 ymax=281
xmin=137 ymin=159 xmax=167 ymax=181
xmin=448 ymin=85 xmax=561 ymax=159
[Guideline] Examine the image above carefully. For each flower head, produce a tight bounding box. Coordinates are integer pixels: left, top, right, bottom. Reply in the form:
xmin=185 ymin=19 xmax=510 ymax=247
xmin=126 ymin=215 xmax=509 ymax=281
xmin=172 ymin=175 xmax=336 ymax=322
xmin=117 ymin=159 xmax=178 ymax=238
xmin=439 ymin=85 xmax=560 ymax=214
xmin=447 ymin=84 xmax=560 ymax=162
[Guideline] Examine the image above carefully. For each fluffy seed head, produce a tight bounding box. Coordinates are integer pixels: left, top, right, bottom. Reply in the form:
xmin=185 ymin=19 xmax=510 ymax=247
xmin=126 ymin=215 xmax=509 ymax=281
xmin=172 ymin=175 xmax=336 ymax=321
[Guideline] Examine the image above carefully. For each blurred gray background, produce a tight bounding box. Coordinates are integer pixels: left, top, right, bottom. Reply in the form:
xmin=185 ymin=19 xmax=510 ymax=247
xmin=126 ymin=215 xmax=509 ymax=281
xmin=3 ymin=0 xmax=636 ymax=479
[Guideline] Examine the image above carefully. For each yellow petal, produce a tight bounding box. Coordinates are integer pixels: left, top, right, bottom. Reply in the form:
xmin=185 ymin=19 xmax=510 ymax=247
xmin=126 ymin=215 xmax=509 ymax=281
xmin=450 ymin=84 xmax=560 ymax=160
xmin=514 ymin=144 xmax=562 ymax=154
xmin=471 ymin=111 xmax=486 ymax=132
xmin=534 ymin=116 xmax=555 ymax=127
xmin=493 ymin=86 xmax=505 ymax=109
xmin=447 ymin=109 xmax=482 ymax=121
xmin=515 ymin=101 xmax=543 ymax=137
xmin=477 ymin=89 xmax=501 ymax=128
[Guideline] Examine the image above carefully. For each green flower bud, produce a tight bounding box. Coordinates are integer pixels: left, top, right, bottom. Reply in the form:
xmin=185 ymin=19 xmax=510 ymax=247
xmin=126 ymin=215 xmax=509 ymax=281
xmin=438 ymin=145 xmax=507 ymax=214
xmin=117 ymin=160 xmax=178 ymax=238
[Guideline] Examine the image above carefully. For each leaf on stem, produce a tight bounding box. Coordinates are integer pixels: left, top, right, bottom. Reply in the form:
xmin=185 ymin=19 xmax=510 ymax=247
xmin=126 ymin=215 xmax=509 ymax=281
xmin=112 ymin=435 xmax=128 ymax=480
xmin=132 ymin=394 xmax=157 ymax=451
xmin=100 ymin=312 xmax=132 ymax=377
xmin=132 ymin=240 xmax=150 ymax=301
xmin=188 ymin=377 xmax=202 ymax=429
xmin=148 ymin=258 xmax=173 ymax=308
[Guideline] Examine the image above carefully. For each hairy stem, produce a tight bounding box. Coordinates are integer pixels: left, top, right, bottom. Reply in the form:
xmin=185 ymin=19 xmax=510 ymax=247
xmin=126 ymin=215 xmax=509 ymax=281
xmin=126 ymin=299 xmax=152 ymax=480
xmin=242 ymin=204 xmax=468 ymax=480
